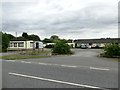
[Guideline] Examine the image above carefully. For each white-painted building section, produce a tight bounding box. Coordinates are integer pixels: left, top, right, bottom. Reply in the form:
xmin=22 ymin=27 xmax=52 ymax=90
xmin=67 ymin=43 xmax=75 ymax=48
xmin=8 ymin=40 xmax=43 ymax=50
xmin=46 ymin=43 xmax=55 ymax=45
xmin=91 ymin=43 xmax=105 ymax=48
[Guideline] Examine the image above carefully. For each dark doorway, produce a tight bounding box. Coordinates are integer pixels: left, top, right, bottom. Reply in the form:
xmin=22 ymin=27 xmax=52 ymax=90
xmin=36 ymin=42 xmax=39 ymax=49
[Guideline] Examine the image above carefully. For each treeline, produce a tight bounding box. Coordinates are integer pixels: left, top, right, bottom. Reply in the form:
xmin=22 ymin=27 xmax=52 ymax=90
xmin=42 ymin=35 xmax=73 ymax=44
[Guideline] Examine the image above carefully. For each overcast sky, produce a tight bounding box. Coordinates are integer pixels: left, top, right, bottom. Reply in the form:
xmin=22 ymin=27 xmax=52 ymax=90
xmin=1 ymin=0 xmax=119 ymax=40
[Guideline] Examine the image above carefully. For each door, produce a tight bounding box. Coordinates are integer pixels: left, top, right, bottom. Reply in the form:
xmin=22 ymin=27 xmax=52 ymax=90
xmin=36 ymin=42 xmax=39 ymax=49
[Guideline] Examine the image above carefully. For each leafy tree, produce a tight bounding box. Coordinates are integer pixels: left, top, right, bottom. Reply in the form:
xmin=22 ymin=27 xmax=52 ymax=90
xmin=22 ymin=32 xmax=28 ymax=39
xmin=52 ymin=40 xmax=73 ymax=55
xmin=60 ymin=39 xmax=68 ymax=43
xmin=42 ymin=38 xmax=52 ymax=43
xmin=50 ymin=35 xmax=59 ymax=40
xmin=2 ymin=33 xmax=9 ymax=52
xmin=45 ymin=44 xmax=54 ymax=48
xmin=103 ymin=43 xmax=120 ymax=57
xmin=28 ymin=34 xmax=41 ymax=41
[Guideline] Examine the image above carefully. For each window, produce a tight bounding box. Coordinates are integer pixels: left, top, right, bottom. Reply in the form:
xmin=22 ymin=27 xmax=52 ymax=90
xmin=9 ymin=43 xmax=13 ymax=47
xmin=18 ymin=42 xmax=24 ymax=47
xmin=30 ymin=42 xmax=34 ymax=47
xmin=14 ymin=43 xmax=17 ymax=47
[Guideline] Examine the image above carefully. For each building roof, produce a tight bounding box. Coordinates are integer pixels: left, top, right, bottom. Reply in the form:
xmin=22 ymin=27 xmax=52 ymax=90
xmin=74 ymin=38 xmax=120 ymax=43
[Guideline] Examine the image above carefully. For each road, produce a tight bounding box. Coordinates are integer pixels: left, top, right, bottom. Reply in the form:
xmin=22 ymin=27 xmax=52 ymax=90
xmin=2 ymin=49 xmax=118 ymax=89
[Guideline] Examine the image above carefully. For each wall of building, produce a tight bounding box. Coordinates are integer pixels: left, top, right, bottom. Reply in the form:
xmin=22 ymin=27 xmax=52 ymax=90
xmin=8 ymin=41 xmax=43 ymax=50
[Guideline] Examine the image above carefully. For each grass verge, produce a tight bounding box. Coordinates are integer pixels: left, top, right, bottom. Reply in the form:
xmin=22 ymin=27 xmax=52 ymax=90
xmin=0 ymin=54 xmax=50 ymax=60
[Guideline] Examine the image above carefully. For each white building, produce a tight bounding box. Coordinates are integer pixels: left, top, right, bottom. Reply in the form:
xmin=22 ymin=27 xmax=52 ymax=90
xmin=8 ymin=40 xmax=43 ymax=50
xmin=67 ymin=43 xmax=75 ymax=48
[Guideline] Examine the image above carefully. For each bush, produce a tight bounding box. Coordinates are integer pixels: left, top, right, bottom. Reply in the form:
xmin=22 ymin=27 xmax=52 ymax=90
xmin=103 ymin=43 xmax=120 ymax=57
xmin=52 ymin=41 xmax=73 ymax=55
xmin=45 ymin=45 xmax=54 ymax=48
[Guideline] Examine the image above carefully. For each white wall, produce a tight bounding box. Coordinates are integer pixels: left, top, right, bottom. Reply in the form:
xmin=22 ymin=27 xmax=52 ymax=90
xmin=9 ymin=41 xmax=26 ymax=49
xmin=8 ymin=41 xmax=43 ymax=49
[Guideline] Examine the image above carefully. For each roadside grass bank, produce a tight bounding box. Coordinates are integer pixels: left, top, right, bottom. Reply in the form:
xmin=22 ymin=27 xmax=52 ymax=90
xmin=98 ymin=52 xmax=120 ymax=62
xmin=113 ymin=59 xmax=120 ymax=62
xmin=0 ymin=49 xmax=51 ymax=60
xmin=0 ymin=47 xmax=75 ymax=60
xmin=1 ymin=54 xmax=50 ymax=60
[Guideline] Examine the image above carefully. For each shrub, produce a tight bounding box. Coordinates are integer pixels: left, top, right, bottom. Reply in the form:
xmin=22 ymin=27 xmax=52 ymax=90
xmin=52 ymin=41 xmax=73 ymax=55
xmin=103 ymin=43 xmax=120 ymax=57
xmin=45 ymin=45 xmax=54 ymax=48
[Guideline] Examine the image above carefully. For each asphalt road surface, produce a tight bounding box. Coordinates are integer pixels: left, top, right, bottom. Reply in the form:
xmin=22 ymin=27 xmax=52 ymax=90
xmin=2 ymin=49 xmax=118 ymax=89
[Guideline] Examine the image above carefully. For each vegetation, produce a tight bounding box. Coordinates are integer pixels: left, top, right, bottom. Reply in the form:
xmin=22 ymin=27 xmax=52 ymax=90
xmin=45 ymin=44 xmax=54 ymax=48
xmin=1 ymin=54 xmax=50 ymax=60
xmin=22 ymin=32 xmax=28 ymax=39
xmin=23 ymin=50 xmax=51 ymax=55
xmin=101 ymin=43 xmax=120 ymax=58
xmin=0 ymin=32 xmax=15 ymax=52
xmin=52 ymin=40 xmax=73 ymax=55
xmin=42 ymin=38 xmax=53 ymax=43
xmin=50 ymin=35 xmax=59 ymax=40
xmin=18 ymin=32 xmax=41 ymax=41
xmin=1 ymin=50 xmax=51 ymax=60
xmin=42 ymin=35 xmax=73 ymax=44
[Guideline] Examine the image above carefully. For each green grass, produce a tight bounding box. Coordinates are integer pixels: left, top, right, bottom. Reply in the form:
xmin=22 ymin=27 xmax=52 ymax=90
xmin=24 ymin=50 xmax=51 ymax=55
xmin=1 ymin=49 xmax=52 ymax=60
xmin=0 ymin=54 xmax=50 ymax=60
xmin=112 ymin=59 xmax=120 ymax=62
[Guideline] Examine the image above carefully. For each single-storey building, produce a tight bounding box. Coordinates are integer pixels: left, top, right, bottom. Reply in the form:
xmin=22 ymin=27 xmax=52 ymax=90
xmin=74 ymin=38 xmax=120 ymax=48
xmin=8 ymin=40 xmax=43 ymax=50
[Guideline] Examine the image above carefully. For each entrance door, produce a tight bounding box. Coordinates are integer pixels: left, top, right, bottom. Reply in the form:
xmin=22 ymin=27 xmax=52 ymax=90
xmin=36 ymin=42 xmax=39 ymax=49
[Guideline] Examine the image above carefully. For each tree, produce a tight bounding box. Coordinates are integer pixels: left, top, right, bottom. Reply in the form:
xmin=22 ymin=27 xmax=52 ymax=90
xmin=52 ymin=40 xmax=73 ymax=55
xmin=6 ymin=34 xmax=15 ymax=40
xmin=60 ymin=39 xmax=68 ymax=43
xmin=28 ymin=34 xmax=41 ymax=41
xmin=22 ymin=32 xmax=28 ymax=39
xmin=50 ymin=35 xmax=59 ymax=40
xmin=2 ymin=33 xmax=9 ymax=52
xmin=42 ymin=38 xmax=52 ymax=43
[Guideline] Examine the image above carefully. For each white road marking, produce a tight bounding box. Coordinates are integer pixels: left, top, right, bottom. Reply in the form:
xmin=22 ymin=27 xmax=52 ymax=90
xmin=9 ymin=72 xmax=102 ymax=89
xmin=90 ymin=67 xmax=110 ymax=71
xmin=61 ymin=65 xmax=77 ymax=68
xmin=4 ymin=60 xmax=112 ymax=71
xmin=21 ymin=61 xmax=31 ymax=64
xmin=5 ymin=60 xmax=16 ymax=62
xmin=38 ymin=63 xmax=51 ymax=65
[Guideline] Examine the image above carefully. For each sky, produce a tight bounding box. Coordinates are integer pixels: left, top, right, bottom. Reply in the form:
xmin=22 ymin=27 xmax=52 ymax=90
xmin=1 ymin=0 xmax=119 ymax=40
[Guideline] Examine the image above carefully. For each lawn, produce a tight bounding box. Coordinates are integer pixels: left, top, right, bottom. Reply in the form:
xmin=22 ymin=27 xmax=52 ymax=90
xmin=1 ymin=54 xmax=50 ymax=60
xmin=1 ymin=49 xmax=52 ymax=60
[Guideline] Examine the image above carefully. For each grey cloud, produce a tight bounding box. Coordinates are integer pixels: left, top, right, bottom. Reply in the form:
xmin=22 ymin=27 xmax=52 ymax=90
xmin=2 ymin=0 xmax=118 ymax=39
